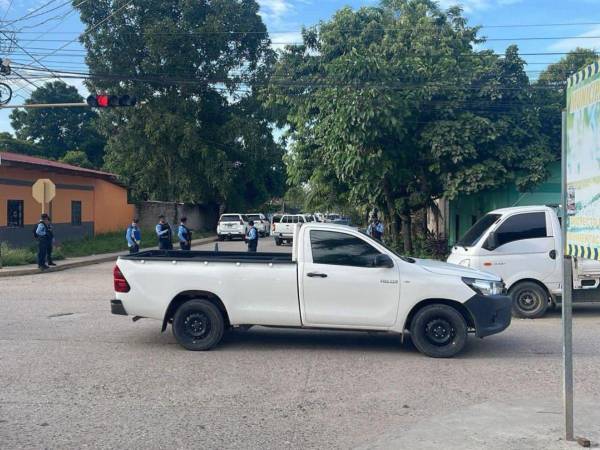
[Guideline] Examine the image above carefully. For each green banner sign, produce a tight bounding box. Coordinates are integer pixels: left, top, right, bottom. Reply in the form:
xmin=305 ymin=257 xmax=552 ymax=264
xmin=566 ymin=61 xmax=600 ymax=260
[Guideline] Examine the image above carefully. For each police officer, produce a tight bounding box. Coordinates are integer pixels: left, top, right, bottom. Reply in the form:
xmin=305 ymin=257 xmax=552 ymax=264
xmin=35 ymin=213 xmax=51 ymax=270
xmin=155 ymin=215 xmax=173 ymax=250
xmin=178 ymin=217 xmax=192 ymax=251
xmin=45 ymin=215 xmax=56 ymax=266
xmin=126 ymin=218 xmax=141 ymax=253
xmin=246 ymin=220 xmax=258 ymax=252
xmin=367 ymin=218 xmax=384 ymax=241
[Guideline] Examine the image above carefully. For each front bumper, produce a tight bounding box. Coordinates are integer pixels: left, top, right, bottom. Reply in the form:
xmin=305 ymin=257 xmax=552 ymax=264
xmin=111 ymin=299 xmax=128 ymax=316
xmin=464 ymin=294 xmax=512 ymax=338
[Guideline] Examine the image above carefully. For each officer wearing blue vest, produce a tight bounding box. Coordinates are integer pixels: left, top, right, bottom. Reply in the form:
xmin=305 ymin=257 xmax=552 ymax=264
xmin=178 ymin=217 xmax=192 ymax=250
xmin=156 ymin=215 xmax=173 ymax=250
xmin=35 ymin=213 xmax=52 ymax=270
xmin=246 ymin=220 xmax=258 ymax=252
xmin=126 ymin=218 xmax=142 ymax=253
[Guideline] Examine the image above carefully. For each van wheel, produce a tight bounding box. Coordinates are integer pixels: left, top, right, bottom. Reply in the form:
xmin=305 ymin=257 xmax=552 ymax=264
xmin=410 ymin=304 xmax=467 ymax=358
xmin=218 ymin=235 xmax=225 ymax=241
xmin=510 ymin=281 xmax=549 ymax=319
xmin=172 ymin=299 xmax=224 ymax=351
xmin=275 ymin=238 xmax=282 ymax=246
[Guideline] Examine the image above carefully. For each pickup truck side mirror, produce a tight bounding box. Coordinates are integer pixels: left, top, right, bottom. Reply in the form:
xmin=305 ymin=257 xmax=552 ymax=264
xmin=374 ymin=254 xmax=394 ymax=268
xmin=484 ymin=232 xmax=499 ymax=251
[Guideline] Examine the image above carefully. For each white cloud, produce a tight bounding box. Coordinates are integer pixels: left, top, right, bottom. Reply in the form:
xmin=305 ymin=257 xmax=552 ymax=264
xmin=258 ymin=0 xmax=294 ymax=23
xmin=436 ymin=0 xmax=522 ymax=13
xmin=549 ymin=25 xmax=600 ymax=52
xmin=270 ymin=31 xmax=303 ymax=51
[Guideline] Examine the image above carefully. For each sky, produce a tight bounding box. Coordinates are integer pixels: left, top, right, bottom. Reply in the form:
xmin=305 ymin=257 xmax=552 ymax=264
xmin=0 ymin=0 xmax=598 ymax=134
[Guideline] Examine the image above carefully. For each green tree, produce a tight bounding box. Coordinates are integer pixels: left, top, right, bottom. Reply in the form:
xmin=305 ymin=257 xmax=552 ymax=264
xmin=75 ymin=0 xmax=284 ymax=210
xmin=9 ymin=81 xmax=106 ymax=166
xmin=534 ymin=48 xmax=599 ymax=158
xmin=266 ymin=0 xmax=550 ymax=252
xmin=60 ymin=150 xmax=94 ymax=168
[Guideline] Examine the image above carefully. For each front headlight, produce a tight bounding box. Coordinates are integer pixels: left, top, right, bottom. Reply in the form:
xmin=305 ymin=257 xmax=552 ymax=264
xmin=462 ymin=277 xmax=505 ymax=296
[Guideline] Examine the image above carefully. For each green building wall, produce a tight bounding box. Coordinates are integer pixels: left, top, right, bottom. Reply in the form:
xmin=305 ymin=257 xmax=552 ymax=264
xmin=448 ymin=161 xmax=561 ymax=245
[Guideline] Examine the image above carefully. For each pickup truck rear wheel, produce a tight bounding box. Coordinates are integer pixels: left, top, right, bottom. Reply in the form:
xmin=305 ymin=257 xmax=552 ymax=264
xmin=410 ymin=304 xmax=467 ymax=358
xmin=275 ymin=237 xmax=282 ymax=246
xmin=510 ymin=281 xmax=549 ymax=319
xmin=172 ymin=299 xmax=224 ymax=351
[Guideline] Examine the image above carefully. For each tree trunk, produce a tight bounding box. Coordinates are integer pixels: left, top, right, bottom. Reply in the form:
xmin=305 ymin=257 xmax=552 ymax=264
xmin=401 ymin=214 xmax=412 ymax=254
xmin=382 ymin=182 xmax=398 ymax=243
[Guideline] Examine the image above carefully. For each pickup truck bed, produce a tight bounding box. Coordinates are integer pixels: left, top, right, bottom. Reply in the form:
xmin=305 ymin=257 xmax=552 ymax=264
xmin=122 ymin=250 xmax=293 ymax=264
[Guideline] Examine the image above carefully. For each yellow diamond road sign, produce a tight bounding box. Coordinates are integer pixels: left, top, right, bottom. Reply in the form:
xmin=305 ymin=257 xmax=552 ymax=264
xmin=32 ymin=179 xmax=56 ymax=212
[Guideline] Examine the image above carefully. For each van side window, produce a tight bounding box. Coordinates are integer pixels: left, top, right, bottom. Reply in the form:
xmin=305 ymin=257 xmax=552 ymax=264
xmin=282 ymin=216 xmax=289 ymax=223
xmin=310 ymin=230 xmax=381 ymax=267
xmin=495 ymin=212 xmax=547 ymax=247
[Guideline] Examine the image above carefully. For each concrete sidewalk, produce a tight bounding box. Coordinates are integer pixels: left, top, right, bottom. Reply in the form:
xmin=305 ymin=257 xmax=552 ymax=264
xmin=0 ymin=236 xmax=217 ymax=277
xmin=360 ymin=399 xmax=600 ymax=450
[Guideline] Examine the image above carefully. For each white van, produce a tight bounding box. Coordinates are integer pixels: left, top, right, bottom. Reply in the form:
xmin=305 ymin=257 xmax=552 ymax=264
xmin=447 ymin=206 xmax=600 ymax=318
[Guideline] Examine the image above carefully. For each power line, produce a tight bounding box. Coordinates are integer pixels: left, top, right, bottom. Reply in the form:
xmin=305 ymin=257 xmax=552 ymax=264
xmin=1 ymin=0 xmax=62 ymax=25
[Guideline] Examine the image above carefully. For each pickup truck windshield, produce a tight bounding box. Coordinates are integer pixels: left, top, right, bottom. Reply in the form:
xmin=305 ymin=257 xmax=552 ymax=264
xmin=457 ymin=213 xmax=501 ymax=247
xmin=359 ymin=231 xmax=415 ymax=263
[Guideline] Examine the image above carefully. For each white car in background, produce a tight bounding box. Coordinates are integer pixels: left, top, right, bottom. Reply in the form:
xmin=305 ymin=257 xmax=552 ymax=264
xmin=245 ymin=213 xmax=270 ymax=237
xmin=217 ymin=214 xmax=248 ymax=241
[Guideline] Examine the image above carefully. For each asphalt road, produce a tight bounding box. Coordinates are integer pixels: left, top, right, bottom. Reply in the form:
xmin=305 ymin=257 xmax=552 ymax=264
xmin=1 ymin=238 xmax=600 ymax=449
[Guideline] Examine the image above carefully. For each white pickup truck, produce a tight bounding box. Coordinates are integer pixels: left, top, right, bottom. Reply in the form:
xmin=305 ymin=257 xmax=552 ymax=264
xmin=111 ymin=223 xmax=512 ymax=358
xmin=448 ymin=205 xmax=600 ymax=319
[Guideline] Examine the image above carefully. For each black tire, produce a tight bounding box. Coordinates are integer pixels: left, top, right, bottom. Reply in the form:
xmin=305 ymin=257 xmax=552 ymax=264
xmin=275 ymin=238 xmax=282 ymax=246
xmin=410 ymin=304 xmax=468 ymax=358
xmin=172 ymin=299 xmax=225 ymax=351
xmin=218 ymin=235 xmax=225 ymax=241
xmin=510 ymin=281 xmax=549 ymax=319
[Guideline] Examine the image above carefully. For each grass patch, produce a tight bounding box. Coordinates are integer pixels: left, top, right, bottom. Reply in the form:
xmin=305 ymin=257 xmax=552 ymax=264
xmin=1 ymin=229 xmax=214 ymax=266
xmin=0 ymin=242 xmax=64 ymax=267
xmin=59 ymin=228 xmax=214 ymax=258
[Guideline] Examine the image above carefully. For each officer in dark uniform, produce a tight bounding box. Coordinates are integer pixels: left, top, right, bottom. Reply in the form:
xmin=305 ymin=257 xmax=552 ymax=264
xmin=35 ymin=213 xmax=51 ymax=270
xmin=155 ymin=215 xmax=173 ymax=250
xmin=45 ymin=216 xmax=56 ymax=266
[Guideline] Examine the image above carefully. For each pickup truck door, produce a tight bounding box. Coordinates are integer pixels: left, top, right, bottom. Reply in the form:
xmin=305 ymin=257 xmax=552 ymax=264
xmin=481 ymin=211 xmax=557 ymax=285
xmin=300 ymin=229 xmax=400 ymax=328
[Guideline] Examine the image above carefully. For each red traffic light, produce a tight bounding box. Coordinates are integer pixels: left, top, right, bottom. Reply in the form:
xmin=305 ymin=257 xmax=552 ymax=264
xmin=87 ymin=94 xmax=137 ymax=108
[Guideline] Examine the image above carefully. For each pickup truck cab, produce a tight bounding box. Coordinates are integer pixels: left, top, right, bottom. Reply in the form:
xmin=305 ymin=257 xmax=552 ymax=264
xmin=112 ymin=223 xmax=511 ymax=358
xmin=447 ymin=206 xmax=600 ymax=318
xmin=217 ymin=214 xmax=248 ymax=241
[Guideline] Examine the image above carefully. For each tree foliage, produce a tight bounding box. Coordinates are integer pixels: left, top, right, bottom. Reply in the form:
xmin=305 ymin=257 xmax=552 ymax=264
xmin=534 ymin=48 xmax=599 ymax=158
xmin=9 ymin=81 xmax=105 ymax=166
xmin=74 ymin=0 xmax=284 ymax=210
xmin=265 ymin=0 xmax=552 ymax=251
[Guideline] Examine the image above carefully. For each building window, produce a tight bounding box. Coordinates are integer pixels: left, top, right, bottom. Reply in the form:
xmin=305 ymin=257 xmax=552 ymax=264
xmin=71 ymin=201 xmax=82 ymax=226
xmin=7 ymin=200 xmax=24 ymax=227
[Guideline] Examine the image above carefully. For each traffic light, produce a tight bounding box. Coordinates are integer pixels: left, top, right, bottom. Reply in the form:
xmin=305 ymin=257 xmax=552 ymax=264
xmin=86 ymin=94 xmax=137 ymax=108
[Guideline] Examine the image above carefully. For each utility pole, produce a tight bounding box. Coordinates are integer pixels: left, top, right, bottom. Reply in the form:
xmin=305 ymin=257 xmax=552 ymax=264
xmin=561 ymin=110 xmax=574 ymax=441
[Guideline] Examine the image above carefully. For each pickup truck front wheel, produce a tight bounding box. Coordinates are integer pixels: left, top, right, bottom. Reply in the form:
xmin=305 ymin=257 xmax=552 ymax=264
xmin=172 ymin=299 xmax=225 ymax=351
xmin=410 ymin=304 xmax=467 ymax=358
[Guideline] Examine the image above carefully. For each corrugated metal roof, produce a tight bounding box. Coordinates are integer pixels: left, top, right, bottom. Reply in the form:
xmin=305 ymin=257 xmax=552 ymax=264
xmin=0 ymin=151 xmax=118 ymax=180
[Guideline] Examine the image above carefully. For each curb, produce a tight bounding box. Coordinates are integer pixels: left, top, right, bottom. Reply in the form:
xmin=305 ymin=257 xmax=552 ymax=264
xmin=0 ymin=236 xmax=217 ymax=278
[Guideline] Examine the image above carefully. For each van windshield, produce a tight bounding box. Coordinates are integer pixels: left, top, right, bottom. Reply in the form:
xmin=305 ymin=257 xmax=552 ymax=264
xmin=457 ymin=214 xmax=501 ymax=247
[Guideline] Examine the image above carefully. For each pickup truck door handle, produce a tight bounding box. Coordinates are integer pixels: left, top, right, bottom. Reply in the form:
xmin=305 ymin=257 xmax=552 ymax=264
xmin=307 ymin=272 xmax=328 ymax=278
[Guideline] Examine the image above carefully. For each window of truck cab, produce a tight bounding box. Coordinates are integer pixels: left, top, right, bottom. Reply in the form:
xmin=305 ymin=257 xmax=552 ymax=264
xmin=486 ymin=212 xmax=548 ymax=249
xmin=309 ymin=230 xmax=381 ymax=267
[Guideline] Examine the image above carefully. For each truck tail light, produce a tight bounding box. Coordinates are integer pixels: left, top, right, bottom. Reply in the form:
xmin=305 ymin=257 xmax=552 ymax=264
xmin=113 ymin=265 xmax=130 ymax=293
